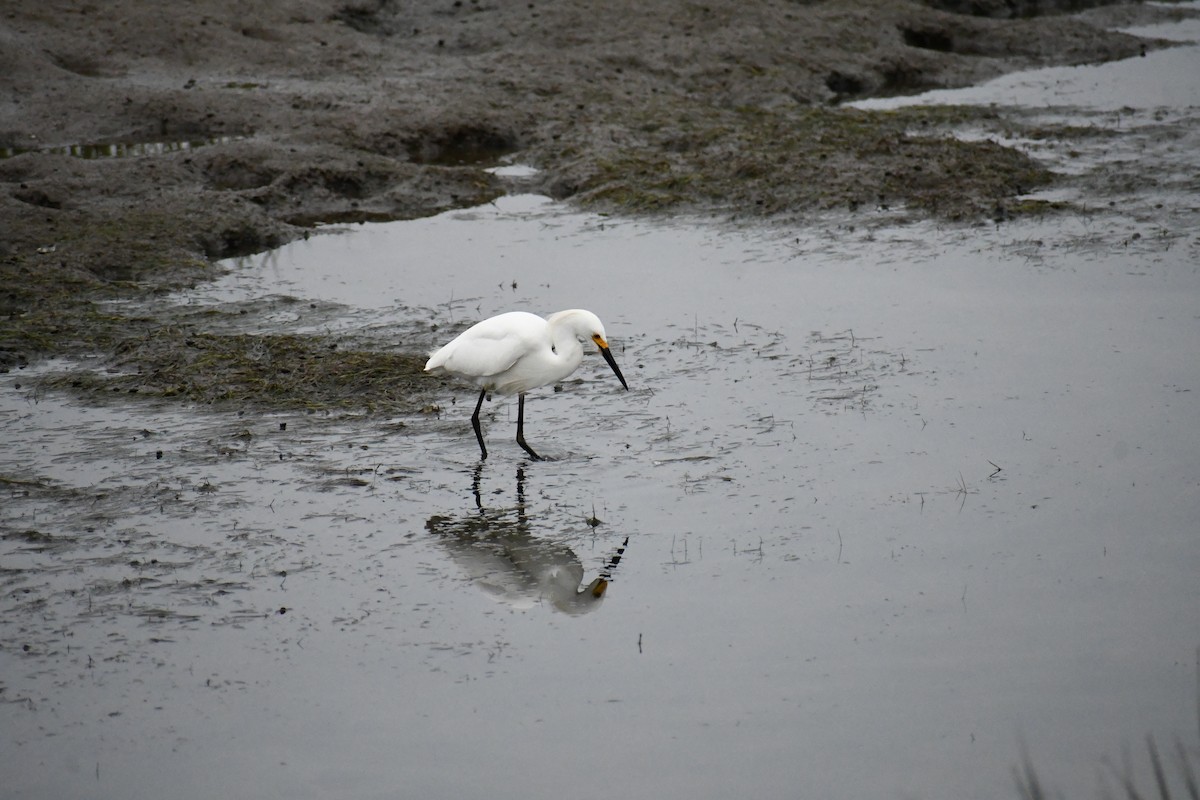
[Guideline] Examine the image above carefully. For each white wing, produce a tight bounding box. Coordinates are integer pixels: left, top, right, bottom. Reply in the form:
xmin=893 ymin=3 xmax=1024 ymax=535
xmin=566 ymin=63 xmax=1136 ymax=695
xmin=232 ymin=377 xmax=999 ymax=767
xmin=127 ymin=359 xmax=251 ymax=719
xmin=425 ymin=312 xmax=547 ymax=384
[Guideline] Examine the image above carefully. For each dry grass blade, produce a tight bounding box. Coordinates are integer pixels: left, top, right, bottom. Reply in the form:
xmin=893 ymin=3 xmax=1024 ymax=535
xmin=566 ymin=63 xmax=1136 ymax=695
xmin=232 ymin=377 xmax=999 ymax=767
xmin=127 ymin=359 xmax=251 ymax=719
xmin=1148 ymin=734 xmax=1173 ymax=800
xmin=1015 ymin=731 xmax=1200 ymax=800
xmin=1103 ymin=752 xmax=1147 ymax=800
xmin=1175 ymin=738 xmax=1199 ymax=800
xmin=1013 ymin=739 xmax=1047 ymax=800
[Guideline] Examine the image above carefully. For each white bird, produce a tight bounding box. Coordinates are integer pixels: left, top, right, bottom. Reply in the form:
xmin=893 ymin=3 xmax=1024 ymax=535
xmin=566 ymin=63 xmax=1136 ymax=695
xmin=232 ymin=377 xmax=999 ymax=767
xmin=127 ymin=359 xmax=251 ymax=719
xmin=424 ymin=309 xmax=629 ymax=460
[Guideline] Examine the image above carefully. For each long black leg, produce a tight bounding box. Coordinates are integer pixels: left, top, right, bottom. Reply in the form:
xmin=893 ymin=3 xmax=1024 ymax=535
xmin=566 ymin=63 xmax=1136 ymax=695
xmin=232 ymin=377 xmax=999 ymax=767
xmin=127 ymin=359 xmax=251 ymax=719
xmin=471 ymin=387 xmax=488 ymax=460
xmin=471 ymin=462 xmax=484 ymax=509
xmin=515 ymin=392 xmax=543 ymax=461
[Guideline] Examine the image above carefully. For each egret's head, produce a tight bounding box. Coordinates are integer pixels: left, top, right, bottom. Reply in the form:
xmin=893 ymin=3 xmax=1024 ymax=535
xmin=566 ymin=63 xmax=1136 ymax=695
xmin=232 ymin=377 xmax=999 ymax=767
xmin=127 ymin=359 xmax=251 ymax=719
xmin=592 ymin=333 xmax=629 ymax=390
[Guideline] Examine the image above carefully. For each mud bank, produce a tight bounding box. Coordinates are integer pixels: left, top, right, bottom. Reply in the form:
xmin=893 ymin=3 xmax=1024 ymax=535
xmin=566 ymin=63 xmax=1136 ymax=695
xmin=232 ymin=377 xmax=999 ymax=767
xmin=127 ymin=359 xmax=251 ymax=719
xmin=0 ymin=0 xmax=1195 ymax=381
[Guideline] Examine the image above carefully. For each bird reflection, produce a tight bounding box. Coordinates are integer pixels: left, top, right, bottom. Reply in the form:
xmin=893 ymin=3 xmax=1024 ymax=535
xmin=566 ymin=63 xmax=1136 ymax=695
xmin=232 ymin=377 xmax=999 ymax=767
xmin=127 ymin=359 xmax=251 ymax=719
xmin=425 ymin=465 xmax=627 ymax=615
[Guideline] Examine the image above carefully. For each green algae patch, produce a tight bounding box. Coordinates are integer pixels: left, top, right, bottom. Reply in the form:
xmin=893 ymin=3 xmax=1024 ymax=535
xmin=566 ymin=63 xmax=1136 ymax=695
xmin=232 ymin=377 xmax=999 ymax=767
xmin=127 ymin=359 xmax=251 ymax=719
xmin=536 ymin=103 xmax=1057 ymax=222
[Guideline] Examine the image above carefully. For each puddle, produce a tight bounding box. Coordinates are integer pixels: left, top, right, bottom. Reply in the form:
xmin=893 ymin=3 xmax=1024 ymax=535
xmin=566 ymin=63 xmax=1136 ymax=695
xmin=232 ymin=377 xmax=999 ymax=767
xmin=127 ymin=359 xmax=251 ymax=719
xmin=404 ymin=125 xmax=518 ymax=167
xmin=853 ymin=4 xmax=1200 ymax=113
xmin=851 ymin=9 xmax=1200 ymax=226
xmin=4 ymin=15 xmax=1200 ymax=800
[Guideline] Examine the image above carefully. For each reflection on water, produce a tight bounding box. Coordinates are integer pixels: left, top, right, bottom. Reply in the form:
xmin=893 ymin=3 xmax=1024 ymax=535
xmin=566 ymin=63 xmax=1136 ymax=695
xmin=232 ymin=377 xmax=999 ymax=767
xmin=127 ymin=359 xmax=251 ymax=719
xmin=426 ymin=466 xmax=628 ymax=615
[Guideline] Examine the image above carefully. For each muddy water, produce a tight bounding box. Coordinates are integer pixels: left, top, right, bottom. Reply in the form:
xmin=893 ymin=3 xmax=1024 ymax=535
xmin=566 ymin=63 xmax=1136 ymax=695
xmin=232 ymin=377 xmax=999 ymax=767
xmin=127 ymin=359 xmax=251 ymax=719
xmin=5 ymin=24 xmax=1200 ymax=800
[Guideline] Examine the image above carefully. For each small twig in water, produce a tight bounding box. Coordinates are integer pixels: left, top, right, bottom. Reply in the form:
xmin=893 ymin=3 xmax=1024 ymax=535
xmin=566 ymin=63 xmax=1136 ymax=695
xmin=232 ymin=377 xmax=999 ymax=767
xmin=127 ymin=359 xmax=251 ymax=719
xmin=953 ymin=472 xmax=977 ymax=512
xmin=1174 ymin=736 xmax=1198 ymax=800
xmin=1146 ymin=734 xmax=1170 ymax=800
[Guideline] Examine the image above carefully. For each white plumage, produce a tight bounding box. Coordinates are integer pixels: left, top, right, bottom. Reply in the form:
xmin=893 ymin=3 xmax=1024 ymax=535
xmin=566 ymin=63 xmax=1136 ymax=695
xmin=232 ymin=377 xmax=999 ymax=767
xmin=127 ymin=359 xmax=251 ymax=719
xmin=425 ymin=309 xmax=629 ymax=459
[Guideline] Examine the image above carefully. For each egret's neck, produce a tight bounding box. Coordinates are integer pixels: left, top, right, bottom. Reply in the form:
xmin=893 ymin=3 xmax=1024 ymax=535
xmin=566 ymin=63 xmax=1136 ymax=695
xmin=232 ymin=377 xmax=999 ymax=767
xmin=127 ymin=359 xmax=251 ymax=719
xmin=551 ymin=328 xmax=584 ymax=361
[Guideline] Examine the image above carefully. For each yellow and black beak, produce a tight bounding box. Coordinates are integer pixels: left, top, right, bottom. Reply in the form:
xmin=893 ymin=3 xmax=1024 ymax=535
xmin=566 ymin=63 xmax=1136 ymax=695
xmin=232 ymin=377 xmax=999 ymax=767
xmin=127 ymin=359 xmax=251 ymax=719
xmin=593 ymin=334 xmax=629 ymax=390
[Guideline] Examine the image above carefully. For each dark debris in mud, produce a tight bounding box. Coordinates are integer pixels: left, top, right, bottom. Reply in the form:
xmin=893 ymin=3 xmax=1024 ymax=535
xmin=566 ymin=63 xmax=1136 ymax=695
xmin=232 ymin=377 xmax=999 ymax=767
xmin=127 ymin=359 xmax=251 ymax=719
xmin=0 ymin=463 xmax=319 ymax=655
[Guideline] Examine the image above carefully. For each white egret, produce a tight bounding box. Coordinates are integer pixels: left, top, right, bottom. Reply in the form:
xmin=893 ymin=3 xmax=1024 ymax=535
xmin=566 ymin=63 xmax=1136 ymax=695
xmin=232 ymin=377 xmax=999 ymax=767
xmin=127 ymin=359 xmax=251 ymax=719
xmin=424 ymin=309 xmax=629 ymax=460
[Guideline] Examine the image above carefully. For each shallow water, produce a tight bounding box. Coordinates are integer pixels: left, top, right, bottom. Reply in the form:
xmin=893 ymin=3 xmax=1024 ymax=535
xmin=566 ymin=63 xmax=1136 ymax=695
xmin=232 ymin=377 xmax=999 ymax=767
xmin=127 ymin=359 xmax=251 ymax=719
xmin=4 ymin=18 xmax=1200 ymax=800
xmin=855 ymin=6 xmax=1200 ymax=214
xmin=854 ymin=9 xmax=1200 ymax=113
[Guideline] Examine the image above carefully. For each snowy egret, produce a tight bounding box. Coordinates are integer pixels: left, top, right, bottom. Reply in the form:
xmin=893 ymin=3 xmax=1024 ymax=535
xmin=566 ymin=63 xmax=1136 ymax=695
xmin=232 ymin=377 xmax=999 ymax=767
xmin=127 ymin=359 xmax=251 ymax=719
xmin=424 ymin=309 xmax=629 ymax=460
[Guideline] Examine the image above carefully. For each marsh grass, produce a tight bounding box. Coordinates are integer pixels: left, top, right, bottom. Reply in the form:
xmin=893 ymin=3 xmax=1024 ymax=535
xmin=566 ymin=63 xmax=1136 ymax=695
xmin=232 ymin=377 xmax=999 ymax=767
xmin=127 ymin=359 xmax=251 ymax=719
xmin=1015 ymin=735 xmax=1200 ymax=800
xmin=1016 ymin=650 xmax=1200 ymax=800
xmin=1 ymin=217 xmax=436 ymax=415
xmin=538 ymin=103 xmax=1057 ymax=221
xmin=38 ymin=329 xmax=435 ymax=414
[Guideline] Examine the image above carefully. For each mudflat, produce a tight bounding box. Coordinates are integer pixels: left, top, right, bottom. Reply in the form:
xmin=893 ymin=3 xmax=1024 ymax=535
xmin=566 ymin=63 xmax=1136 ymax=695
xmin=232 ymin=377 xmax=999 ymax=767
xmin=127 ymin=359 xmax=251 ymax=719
xmin=0 ymin=0 xmax=1191 ymax=380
